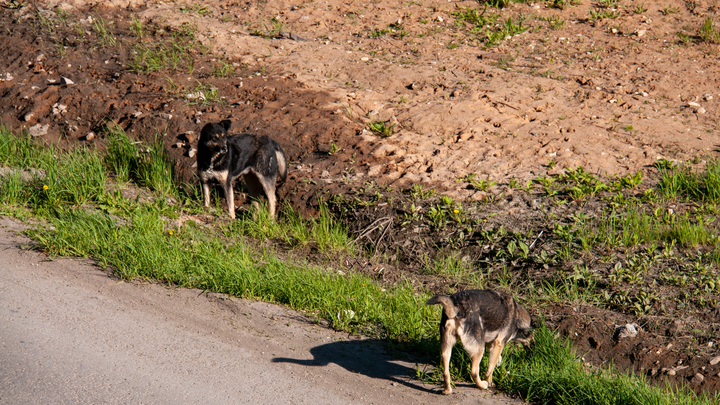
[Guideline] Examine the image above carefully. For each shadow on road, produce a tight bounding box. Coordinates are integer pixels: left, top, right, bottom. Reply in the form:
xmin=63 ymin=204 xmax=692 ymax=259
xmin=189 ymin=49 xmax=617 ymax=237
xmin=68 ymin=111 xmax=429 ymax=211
xmin=273 ymin=339 xmax=440 ymax=394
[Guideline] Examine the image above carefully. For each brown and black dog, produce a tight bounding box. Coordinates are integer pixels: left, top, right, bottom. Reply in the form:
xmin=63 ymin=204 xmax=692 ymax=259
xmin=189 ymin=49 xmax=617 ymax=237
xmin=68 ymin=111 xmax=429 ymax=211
xmin=197 ymin=120 xmax=287 ymax=219
xmin=426 ymin=289 xmax=531 ymax=394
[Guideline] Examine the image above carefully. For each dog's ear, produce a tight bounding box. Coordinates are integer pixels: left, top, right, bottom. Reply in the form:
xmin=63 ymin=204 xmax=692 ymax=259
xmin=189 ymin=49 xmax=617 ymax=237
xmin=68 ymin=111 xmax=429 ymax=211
xmin=219 ymin=120 xmax=232 ymax=132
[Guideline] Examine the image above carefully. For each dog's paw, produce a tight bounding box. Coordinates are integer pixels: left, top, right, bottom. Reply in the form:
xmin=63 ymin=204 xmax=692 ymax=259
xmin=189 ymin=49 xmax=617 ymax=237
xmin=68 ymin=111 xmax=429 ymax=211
xmin=477 ymin=380 xmax=489 ymax=390
xmin=442 ymin=388 xmax=453 ymax=395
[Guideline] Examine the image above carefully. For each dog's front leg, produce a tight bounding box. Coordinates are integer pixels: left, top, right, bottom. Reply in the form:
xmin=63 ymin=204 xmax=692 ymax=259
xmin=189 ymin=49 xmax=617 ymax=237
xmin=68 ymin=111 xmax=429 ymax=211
xmin=201 ymin=181 xmax=211 ymax=207
xmin=224 ymin=181 xmax=236 ymax=219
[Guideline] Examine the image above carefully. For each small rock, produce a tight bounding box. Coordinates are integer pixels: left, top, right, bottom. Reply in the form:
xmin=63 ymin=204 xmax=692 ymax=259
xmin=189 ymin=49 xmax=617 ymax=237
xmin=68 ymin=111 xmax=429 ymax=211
xmin=696 ymin=107 xmax=706 ymax=114
xmin=636 ymin=29 xmax=646 ymax=37
xmin=28 ymin=123 xmax=49 ymax=137
xmin=710 ymin=356 xmax=720 ymax=366
xmin=437 ymin=15 xmax=443 ymax=22
xmin=688 ymin=101 xmax=701 ymax=107
xmin=60 ymin=77 xmax=74 ymax=85
xmin=665 ymin=368 xmax=676 ymax=376
xmin=23 ymin=112 xmax=34 ymax=122
xmin=188 ymin=148 xmax=197 ymax=158
xmin=704 ymin=94 xmax=713 ymax=101
xmin=613 ymin=324 xmax=638 ymax=340
xmin=186 ymin=92 xmax=206 ymax=101
xmin=360 ymin=56 xmax=369 ymax=61
xmin=160 ymin=113 xmax=173 ymax=120
xmin=52 ymin=103 xmax=67 ymax=115
xmin=132 ymin=111 xmax=142 ymax=118
xmin=182 ymin=131 xmax=196 ymax=143
xmin=320 ymin=170 xmax=330 ymax=178
xmin=36 ymin=54 xmax=45 ymax=62
xmin=85 ymin=131 xmax=95 ymax=141
xmin=691 ymin=373 xmax=704 ymax=385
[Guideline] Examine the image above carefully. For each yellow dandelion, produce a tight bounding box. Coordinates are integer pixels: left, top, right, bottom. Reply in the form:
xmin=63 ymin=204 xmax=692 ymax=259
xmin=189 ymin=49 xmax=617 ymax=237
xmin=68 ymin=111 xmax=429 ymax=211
xmin=453 ymin=209 xmax=459 ymax=214
xmin=43 ymin=184 xmax=48 ymax=190
xmin=168 ymin=229 xmax=174 ymax=236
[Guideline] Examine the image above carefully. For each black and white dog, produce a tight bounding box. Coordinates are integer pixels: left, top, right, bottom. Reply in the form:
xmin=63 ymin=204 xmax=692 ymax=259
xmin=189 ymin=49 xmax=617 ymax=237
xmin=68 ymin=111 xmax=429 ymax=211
xmin=197 ymin=120 xmax=287 ymax=219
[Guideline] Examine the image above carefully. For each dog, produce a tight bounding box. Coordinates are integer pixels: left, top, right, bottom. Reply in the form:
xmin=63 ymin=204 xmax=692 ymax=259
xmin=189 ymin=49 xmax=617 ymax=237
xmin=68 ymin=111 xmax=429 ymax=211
xmin=196 ymin=120 xmax=287 ymax=219
xmin=426 ymin=289 xmax=531 ymax=394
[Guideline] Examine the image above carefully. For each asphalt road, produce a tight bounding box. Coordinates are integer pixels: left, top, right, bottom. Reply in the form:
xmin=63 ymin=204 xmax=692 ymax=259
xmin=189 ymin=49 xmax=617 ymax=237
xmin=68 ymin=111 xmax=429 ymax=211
xmin=0 ymin=217 xmax=523 ymax=405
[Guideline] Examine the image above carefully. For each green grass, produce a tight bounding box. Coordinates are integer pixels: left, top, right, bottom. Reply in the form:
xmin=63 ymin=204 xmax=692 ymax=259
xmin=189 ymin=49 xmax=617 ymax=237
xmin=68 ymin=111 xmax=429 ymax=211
xmin=1 ymin=124 xmax=719 ymax=405
xmin=93 ymin=17 xmax=116 ymax=47
xmin=699 ymin=17 xmax=720 ymax=44
xmin=104 ymin=123 xmax=176 ymax=196
xmin=656 ymin=158 xmax=720 ymax=202
xmin=28 ymin=207 xmax=432 ymax=338
xmin=452 ymin=6 xmax=527 ymax=47
xmin=129 ymin=23 xmax=204 ymax=74
xmin=495 ymin=327 xmax=717 ymax=405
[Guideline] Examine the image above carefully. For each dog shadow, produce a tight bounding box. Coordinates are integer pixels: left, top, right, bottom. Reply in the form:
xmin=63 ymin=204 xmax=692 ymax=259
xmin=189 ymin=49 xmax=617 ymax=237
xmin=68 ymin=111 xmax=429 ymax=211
xmin=272 ymin=339 xmax=439 ymax=394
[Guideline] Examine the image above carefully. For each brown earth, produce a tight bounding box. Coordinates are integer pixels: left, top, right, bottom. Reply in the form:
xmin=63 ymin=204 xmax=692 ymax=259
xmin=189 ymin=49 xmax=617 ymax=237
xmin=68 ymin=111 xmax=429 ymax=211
xmin=2 ymin=0 xmax=720 ymax=396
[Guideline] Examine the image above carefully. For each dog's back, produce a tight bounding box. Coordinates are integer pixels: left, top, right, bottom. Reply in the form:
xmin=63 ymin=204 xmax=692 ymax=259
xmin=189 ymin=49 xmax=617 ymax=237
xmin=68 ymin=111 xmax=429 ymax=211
xmin=428 ymin=289 xmax=530 ymax=339
xmin=227 ymin=133 xmax=287 ymax=184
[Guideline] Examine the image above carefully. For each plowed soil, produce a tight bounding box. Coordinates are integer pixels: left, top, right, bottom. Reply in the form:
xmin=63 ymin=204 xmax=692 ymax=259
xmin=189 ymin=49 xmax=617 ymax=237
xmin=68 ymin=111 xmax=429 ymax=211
xmin=2 ymin=0 xmax=720 ymax=396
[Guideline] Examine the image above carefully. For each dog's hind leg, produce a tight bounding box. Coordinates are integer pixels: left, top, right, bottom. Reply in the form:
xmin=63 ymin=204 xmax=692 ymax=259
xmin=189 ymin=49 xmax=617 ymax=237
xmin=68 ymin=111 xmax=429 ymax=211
xmin=483 ymin=339 xmax=505 ymax=388
xmin=243 ymin=171 xmax=265 ymax=219
xmin=243 ymin=169 xmax=278 ymax=220
xmin=440 ymin=320 xmax=458 ymax=395
xmin=461 ymin=337 xmax=488 ymax=390
xmin=258 ymin=177 xmax=277 ymax=220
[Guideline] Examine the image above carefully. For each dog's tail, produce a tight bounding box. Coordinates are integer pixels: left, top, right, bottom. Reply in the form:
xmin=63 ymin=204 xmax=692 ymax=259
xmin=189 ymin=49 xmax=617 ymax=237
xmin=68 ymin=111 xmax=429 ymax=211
xmin=426 ymin=295 xmax=459 ymax=319
xmin=275 ymin=148 xmax=287 ymax=187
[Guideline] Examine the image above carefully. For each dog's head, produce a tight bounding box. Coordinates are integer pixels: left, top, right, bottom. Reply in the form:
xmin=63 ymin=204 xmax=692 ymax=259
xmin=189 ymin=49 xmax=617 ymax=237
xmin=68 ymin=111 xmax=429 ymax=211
xmin=199 ymin=120 xmax=232 ymax=155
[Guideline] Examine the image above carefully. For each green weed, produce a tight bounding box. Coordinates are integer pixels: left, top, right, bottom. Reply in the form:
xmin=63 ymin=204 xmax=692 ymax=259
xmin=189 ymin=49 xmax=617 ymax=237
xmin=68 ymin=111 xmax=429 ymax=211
xmin=179 ymin=4 xmax=212 ymax=15
xmin=459 ymin=173 xmax=496 ymax=191
xmin=369 ymin=121 xmax=394 ymax=137
xmin=589 ymin=8 xmax=620 ymax=20
xmin=548 ymin=0 xmax=581 ymax=9
xmin=538 ymin=15 xmax=567 ymax=29
xmin=699 ymin=17 xmax=720 ymax=44
xmin=250 ymin=17 xmax=284 ymax=39
xmin=4 ymin=0 xmax=26 ymax=9
xmin=212 ymin=61 xmax=235 ymax=78
xmin=93 ymin=17 xmax=116 ymax=47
